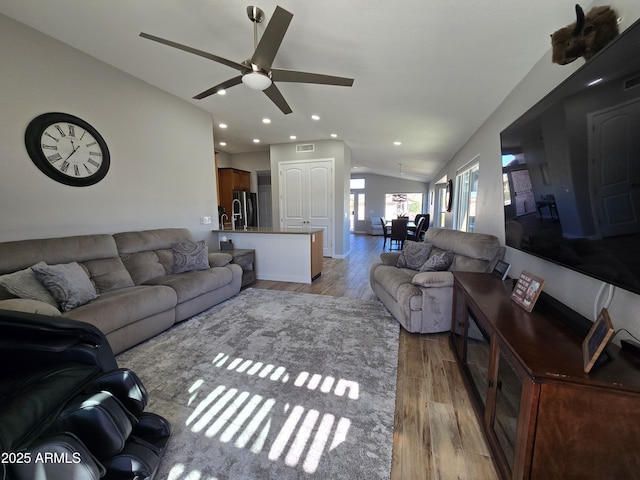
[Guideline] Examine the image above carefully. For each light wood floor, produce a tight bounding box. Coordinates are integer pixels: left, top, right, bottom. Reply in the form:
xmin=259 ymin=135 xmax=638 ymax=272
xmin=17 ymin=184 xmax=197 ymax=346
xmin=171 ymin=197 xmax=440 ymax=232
xmin=253 ymin=233 xmax=499 ymax=479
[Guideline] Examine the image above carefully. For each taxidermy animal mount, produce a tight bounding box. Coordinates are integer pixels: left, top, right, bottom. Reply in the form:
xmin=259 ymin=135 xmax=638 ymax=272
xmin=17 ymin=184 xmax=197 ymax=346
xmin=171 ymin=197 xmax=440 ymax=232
xmin=551 ymin=4 xmax=619 ymax=65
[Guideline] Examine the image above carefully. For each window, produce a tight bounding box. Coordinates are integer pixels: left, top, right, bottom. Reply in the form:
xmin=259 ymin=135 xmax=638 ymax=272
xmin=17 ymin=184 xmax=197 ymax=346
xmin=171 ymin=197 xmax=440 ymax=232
xmin=384 ymin=193 xmax=423 ymax=220
xmin=455 ymin=162 xmax=479 ymax=232
xmin=502 ymin=173 xmax=512 ymax=206
xmin=350 ymin=178 xmax=365 ymax=189
xmin=436 ymin=185 xmax=448 ymax=227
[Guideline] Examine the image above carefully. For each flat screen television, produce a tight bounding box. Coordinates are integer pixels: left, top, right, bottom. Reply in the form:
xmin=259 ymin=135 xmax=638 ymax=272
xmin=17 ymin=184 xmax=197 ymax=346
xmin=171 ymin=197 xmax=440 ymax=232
xmin=501 ymin=16 xmax=640 ymax=296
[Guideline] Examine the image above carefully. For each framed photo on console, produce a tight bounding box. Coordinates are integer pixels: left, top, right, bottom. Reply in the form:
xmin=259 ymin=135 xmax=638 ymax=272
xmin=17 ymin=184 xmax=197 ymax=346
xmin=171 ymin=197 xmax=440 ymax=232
xmin=583 ymin=308 xmax=615 ymax=373
xmin=493 ymin=260 xmax=511 ymax=281
xmin=511 ymin=270 xmax=545 ymax=312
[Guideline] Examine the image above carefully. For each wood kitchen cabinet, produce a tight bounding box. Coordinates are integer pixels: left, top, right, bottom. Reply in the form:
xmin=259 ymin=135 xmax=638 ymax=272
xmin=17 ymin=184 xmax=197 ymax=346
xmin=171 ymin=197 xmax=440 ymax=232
xmin=218 ymin=168 xmax=251 ymax=222
xmin=451 ymin=272 xmax=640 ymax=480
xmin=310 ymin=230 xmax=323 ymax=281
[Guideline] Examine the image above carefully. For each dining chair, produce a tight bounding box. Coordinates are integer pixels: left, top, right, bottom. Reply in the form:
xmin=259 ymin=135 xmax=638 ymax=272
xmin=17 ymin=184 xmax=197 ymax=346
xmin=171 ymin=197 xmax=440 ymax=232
xmin=390 ymin=218 xmax=408 ymax=250
xmin=406 ymin=216 xmax=426 ymax=242
xmin=380 ymin=217 xmax=390 ymax=250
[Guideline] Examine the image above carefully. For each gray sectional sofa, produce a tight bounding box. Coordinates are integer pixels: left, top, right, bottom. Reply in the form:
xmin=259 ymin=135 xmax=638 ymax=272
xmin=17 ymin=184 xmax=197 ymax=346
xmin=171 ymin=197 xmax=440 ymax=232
xmin=370 ymin=228 xmax=504 ymax=334
xmin=0 ymin=228 xmax=242 ymax=353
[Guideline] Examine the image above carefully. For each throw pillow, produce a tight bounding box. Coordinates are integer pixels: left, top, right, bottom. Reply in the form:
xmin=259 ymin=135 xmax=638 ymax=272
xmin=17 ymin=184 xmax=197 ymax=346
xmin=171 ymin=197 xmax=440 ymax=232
xmin=420 ymin=250 xmax=455 ymax=272
xmin=172 ymin=240 xmax=210 ymax=274
xmin=0 ymin=262 xmax=58 ymax=306
xmin=396 ymin=241 xmax=433 ymax=270
xmin=32 ymin=262 xmax=98 ymax=312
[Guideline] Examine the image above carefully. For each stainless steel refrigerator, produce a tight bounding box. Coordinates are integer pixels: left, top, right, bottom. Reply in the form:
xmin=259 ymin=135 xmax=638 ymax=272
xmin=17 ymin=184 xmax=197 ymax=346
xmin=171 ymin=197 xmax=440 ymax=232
xmin=232 ymin=191 xmax=258 ymax=228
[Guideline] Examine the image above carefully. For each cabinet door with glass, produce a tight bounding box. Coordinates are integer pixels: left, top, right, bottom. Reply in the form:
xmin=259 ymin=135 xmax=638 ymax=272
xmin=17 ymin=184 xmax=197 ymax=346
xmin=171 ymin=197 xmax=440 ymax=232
xmin=451 ymin=285 xmax=467 ymax=361
xmin=487 ymin=338 xmax=537 ymax=480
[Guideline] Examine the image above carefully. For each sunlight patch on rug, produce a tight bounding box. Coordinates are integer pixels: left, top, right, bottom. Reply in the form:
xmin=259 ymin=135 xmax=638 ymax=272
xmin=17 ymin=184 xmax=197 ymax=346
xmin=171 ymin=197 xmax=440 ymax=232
xmin=117 ymin=289 xmax=399 ymax=480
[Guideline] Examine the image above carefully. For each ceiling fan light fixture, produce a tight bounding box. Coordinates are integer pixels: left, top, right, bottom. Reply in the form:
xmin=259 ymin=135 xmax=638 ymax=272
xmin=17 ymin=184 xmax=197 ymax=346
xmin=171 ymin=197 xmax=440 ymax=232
xmin=242 ymin=72 xmax=272 ymax=91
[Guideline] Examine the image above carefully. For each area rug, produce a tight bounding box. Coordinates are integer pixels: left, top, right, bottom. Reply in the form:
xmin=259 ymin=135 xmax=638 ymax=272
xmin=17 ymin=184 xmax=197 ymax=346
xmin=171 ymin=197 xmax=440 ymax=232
xmin=117 ymin=288 xmax=399 ymax=480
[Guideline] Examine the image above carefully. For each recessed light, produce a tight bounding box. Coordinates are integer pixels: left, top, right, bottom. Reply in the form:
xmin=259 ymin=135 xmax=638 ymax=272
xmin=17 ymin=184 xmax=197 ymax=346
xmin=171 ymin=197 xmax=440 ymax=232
xmin=253 ymin=138 xmax=260 ymax=143
xmin=219 ymin=141 xmax=227 ymax=146
xmin=290 ymin=135 xmax=297 ymax=140
xmin=262 ymin=118 xmax=271 ymax=124
xmin=587 ymin=77 xmax=604 ymax=86
xmin=311 ymin=114 xmax=320 ymax=121
xmin=219 ymin=123 xmax=227 ymax=129
xmin=217 ymin=89 xmax=226 ymax=95
xmin=393 ymin=141 xmax=402 ymax=146
xmin=330 ymin=133 xmax=338 ymax=138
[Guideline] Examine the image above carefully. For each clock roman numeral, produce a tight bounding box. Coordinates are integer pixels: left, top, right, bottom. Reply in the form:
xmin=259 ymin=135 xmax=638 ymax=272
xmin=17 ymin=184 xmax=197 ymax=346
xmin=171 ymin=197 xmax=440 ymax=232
xmin=68 ymin=124 xmax=76 ymax=137
xmin=86 ymin=141 xmax=97 ymax=147
xmin=47 ymin=153 xmax=62 ymax=163
xmin=89 ymin=151 xmax=102 ymax=157
xmin=87 ymin=158 xmax=100 ymax=168
xmin=84 ymin=163 xmax=93 ymax=175
xmin=73 ymin=164 xmax=80 ymax=176
xmin=44 ymin=132 xmax=59 ymax=142
xmin=60 ymin=161 xmax=70 ymax=173
xmin=41 ymin=144 xmax=58 ymax=150
xmin=54 ymin=125 xmax=66 ymax=137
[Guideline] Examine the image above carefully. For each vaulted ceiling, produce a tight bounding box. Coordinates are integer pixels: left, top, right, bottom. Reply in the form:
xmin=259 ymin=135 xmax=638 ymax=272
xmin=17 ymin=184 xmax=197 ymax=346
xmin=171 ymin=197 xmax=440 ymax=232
xmin=0 ymin=1 xmax=578 ymax=182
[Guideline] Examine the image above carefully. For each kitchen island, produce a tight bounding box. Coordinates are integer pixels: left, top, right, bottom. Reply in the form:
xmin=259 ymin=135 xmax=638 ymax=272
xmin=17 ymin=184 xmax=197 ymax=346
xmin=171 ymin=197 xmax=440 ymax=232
xmin=212 ymin=227 xmax=323 ymax=283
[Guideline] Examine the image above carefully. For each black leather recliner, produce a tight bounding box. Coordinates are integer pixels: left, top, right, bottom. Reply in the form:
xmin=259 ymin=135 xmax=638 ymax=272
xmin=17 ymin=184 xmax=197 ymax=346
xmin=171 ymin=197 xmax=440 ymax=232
xmin=0 ymin=309 xmax=170 ymax=480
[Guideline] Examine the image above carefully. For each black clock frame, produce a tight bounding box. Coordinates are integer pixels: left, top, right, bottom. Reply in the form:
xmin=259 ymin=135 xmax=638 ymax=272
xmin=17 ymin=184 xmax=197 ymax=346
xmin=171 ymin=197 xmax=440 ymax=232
xmin=445 ymin=179 xmax=453 ymax=212
xmin=25 ymin=112 xmax=110 ymax=187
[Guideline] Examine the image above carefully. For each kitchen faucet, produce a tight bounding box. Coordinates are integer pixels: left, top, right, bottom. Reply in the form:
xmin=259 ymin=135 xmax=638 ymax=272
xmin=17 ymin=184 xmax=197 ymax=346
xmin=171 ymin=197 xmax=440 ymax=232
xmin=231 ymin=199 xmax=242 ymax=230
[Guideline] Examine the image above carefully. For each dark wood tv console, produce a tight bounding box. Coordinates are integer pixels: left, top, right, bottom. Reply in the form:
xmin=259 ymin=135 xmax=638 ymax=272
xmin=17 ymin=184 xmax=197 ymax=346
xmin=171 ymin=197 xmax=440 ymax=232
xmin=450 ymin=272 xmax=640 ymax=479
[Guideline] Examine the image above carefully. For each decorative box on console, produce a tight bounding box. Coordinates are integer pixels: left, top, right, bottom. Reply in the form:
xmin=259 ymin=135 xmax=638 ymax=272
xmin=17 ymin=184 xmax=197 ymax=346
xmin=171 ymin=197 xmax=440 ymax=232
xmin=219 ymin=240 xmax=233 ymax=251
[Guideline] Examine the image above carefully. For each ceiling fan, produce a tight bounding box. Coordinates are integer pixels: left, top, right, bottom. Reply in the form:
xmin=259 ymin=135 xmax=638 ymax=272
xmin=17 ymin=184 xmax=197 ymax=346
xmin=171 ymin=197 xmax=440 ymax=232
xmin=140 ymin=5 xmax=354 ymax=114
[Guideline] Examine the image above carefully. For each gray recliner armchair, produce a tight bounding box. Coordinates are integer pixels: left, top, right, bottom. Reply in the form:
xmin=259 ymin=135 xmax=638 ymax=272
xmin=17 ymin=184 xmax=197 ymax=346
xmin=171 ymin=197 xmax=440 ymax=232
xmin=370 ymin=228 xmax=505 ymax=333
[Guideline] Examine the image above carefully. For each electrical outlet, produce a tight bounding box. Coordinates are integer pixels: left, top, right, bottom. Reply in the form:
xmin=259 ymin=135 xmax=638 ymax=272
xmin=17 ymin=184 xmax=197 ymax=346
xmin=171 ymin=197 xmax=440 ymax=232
xmin=200 ymin=216 xmax=212 ymax=225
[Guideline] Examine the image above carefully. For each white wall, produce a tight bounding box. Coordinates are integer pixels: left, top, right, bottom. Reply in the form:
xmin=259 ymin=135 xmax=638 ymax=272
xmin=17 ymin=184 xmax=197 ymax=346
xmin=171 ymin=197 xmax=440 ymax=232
xmin=0 ymin=14 xmax=218 ymax=243
xmin=433 ymin=2 xmax=640 ymax=342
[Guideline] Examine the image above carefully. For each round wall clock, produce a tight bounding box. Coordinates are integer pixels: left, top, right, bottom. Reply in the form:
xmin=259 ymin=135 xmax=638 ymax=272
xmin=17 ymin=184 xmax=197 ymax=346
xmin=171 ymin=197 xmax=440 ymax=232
xmin=25 ymin=112 xmax=110 ymax=187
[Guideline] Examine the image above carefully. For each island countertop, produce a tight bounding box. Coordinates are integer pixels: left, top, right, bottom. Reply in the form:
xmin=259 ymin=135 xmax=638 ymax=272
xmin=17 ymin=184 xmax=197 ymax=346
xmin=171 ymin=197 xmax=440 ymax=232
xmin=211 ymin=227 xmax=324 ymax=283
xmin=212 ymin=227 xmax=323 ymax=235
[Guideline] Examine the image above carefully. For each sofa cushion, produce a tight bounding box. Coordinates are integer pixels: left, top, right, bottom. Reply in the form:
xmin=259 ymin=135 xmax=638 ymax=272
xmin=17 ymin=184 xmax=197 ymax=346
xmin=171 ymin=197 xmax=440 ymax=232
xmin=450 ymin=254 xmax=494 ymax=273
xmin=420 ymin=250 xmax=454 ymax=272
xmin=0 ymin=263 xmax=58 ymax=306
xmin=145 ymin=267 xmax=234 ymax=303
xmin=396 ymin=241 xmax=433 ymax=270
xmin=0 ymin=298 xmax=62 ymax=316
xmin=32 ymin=262 xmax=98 ymax=312
xmin=0 ymin=234 xmax=120 ymax=276
xmin=64 ymin=285 xmax=177 ymax=334
xmin=172 ymin=240 xmax=210 ymax=273
xmin=118 ymin=251 xmax=166 ymax=285
xmin=412 ymin=271 xmax=455 ymax=288
xmin=81 ymin=258 xmax=135 ymax=293
xmin=208 ymin=252 xmax=233 ymax=267
xmin=114 ymin=229 xmax=197 ymax=284
xmin=372 ymin=264 xmax=415 ymax=301
xmin=424 ymin=228 xmax=500 ymax=263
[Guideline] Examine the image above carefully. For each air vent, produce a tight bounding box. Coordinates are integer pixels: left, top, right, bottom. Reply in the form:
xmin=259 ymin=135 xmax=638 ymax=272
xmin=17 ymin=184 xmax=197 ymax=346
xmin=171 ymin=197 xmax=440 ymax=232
xmin=624 ymin=75 xmax=640 ymax=90
xmin=296 ymin=143 xmax=315 ymax=153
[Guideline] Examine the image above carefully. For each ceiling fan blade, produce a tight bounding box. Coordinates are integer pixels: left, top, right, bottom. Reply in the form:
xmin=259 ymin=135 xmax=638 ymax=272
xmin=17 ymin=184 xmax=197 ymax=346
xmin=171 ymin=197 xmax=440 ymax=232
xmin=193 ymin=76 xmax=243 ymax=100
xmin=251 ymin=6 xmax=293 ymax=71
xmin=271 ymin=69 xmax=354 ymax=87
xmin=263 ymin=84 xmax=292 ymax=115
xmin=140 ymin=32 xmax=247 ymax=72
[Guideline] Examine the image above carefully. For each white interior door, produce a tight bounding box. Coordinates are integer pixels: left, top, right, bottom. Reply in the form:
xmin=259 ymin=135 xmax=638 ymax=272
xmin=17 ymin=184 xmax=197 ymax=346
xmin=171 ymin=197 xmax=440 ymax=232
xmin=280 ymin=159 xmax=333 ymax=256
